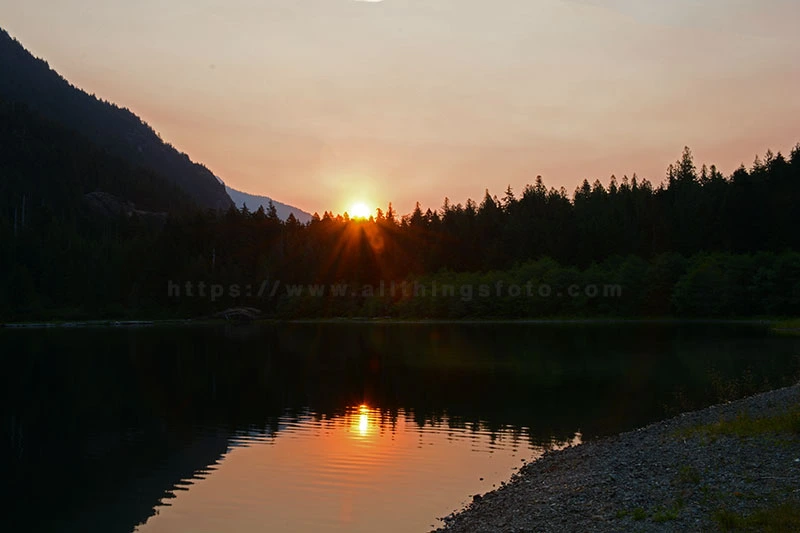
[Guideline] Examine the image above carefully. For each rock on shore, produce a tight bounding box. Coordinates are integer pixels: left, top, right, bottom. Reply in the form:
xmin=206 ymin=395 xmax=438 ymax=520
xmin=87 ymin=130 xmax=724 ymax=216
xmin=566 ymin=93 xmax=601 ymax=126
xmin=436 ymin=384 xmax=800 ymax=532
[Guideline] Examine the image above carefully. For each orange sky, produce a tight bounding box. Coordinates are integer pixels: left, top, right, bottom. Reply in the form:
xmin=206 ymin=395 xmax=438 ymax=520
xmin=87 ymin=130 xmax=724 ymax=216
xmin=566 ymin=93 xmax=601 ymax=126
xmin=2 ymin=0 xmax=799 ymax=215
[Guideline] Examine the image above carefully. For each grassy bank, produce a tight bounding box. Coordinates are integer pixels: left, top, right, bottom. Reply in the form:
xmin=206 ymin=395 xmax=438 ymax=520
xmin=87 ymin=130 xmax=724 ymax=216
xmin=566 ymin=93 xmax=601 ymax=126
xmin=772 ymin=318 xmax=800 ymax=336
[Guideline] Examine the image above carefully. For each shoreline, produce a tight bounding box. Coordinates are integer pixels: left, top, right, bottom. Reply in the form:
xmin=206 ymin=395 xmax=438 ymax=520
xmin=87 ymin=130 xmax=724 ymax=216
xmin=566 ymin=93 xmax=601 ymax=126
xmin=435 ymin=383 xmax=800 ymax=532
xmin=0 ymin=316 xmax=787 ymax=330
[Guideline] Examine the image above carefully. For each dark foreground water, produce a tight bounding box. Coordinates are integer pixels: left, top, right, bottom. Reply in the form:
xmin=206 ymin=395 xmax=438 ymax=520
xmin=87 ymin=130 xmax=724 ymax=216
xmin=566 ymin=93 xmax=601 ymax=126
xmin=2 ymin=322 xmax=800 ymax=532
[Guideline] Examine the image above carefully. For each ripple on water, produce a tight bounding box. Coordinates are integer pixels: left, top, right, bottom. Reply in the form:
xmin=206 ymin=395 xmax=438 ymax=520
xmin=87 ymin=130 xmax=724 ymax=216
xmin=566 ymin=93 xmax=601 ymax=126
xmin=135 ymin=406 xmax=577 ymax=533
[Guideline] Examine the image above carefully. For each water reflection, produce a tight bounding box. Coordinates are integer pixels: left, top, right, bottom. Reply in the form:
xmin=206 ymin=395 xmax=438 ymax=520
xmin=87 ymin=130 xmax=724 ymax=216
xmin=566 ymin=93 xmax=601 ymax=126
xmin=355 ymin=405 xmax=371 ymax=438
xmin=136 ymin=406 xmax=569 ymax=533
xmin=2 ymin=322 xmax=800 ymax=532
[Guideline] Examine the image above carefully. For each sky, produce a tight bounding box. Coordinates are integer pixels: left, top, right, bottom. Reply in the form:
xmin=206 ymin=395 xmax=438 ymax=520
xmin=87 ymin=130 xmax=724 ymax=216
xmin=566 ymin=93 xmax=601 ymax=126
xmin=1 ymin=0 xmax=799 ymax=215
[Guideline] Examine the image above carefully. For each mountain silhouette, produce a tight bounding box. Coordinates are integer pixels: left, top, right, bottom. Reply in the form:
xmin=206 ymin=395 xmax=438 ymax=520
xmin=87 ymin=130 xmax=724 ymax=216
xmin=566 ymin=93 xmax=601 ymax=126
xmin=1 ymin=96 xmax=195 ymax=216
xmin=0 ymin=27 xmax=232 ymax=211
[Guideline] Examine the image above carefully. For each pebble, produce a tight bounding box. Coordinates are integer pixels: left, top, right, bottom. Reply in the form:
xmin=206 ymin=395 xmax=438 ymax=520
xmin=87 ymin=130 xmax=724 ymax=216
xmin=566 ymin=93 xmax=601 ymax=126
xmin=434 ymin=383 xmax=800 ymax=533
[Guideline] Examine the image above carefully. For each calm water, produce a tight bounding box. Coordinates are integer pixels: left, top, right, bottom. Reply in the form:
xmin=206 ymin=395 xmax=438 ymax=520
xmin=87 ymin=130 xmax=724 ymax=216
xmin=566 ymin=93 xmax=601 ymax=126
xmin=2 ymin=322 xmax=800 ymax=532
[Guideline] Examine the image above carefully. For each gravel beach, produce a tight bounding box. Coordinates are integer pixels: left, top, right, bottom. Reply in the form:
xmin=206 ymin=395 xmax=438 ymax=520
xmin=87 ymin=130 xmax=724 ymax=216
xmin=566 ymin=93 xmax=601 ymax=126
xmin=435 ymin=383 xmax=800 ymax=532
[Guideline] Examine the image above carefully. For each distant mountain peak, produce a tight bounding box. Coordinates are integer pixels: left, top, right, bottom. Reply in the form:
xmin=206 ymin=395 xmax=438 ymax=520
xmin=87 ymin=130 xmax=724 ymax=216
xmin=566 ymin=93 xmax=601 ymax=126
xmin=225 ymin=186 xmax=312 ymax=223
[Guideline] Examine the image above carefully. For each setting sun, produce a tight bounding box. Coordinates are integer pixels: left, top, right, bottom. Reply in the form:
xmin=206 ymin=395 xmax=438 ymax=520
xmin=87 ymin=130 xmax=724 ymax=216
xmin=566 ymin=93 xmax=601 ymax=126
xmin=349 ymin=202 xmax=372 ymax=220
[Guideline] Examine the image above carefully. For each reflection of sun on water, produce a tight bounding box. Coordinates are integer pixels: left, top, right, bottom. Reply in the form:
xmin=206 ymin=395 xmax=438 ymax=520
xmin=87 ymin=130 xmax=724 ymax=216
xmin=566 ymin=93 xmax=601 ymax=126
xmin=353 ymin=404 xmax=372 ymax=438
xmin=136 ymin=404 xmax=567 ymax=533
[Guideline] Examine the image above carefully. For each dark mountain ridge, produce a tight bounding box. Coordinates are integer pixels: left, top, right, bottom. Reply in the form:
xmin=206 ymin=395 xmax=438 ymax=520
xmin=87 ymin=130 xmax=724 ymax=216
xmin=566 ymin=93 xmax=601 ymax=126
xmin=0 ymin=97 xmax=195 ymax=219
xmin=0 ymin=27 xmax=232 ymax=211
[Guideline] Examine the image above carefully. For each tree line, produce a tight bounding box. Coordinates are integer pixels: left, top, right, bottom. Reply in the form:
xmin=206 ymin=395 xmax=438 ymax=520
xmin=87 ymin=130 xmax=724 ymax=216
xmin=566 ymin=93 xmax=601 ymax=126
xmin=1 ymin=96 xmax=798 ymax=320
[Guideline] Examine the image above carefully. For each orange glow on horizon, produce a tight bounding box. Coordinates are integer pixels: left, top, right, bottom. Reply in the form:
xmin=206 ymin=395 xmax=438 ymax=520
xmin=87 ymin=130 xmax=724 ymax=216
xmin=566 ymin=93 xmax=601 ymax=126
xmin=3 ymin=1 xmax=798 ymax=215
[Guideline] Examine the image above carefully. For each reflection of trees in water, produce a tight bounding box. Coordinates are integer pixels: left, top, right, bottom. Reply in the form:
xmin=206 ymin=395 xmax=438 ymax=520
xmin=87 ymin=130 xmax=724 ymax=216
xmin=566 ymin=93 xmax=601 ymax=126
xmin=1 ymin=327 xmax=230 ymax=531
xmin=3 ymin=413 xmax=229 ymax=533
xmin=62 ymin=433 xmax=230 ymax=533
xmin=2 ymin=323 xmax=800 ymax=531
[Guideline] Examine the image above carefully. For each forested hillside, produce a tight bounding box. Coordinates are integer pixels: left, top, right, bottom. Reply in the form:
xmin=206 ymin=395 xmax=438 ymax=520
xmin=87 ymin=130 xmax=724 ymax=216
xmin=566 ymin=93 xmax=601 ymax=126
xmin=0 ymin=97 xmax=195 ymax=317
xmin=0 ymin=28 xmax=232 ymax=210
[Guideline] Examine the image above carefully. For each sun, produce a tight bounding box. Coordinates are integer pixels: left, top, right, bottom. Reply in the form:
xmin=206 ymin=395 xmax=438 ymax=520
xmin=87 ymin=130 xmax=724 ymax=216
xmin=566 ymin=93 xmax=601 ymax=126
xmin=349 ymin=202 xmax=372 ymax=220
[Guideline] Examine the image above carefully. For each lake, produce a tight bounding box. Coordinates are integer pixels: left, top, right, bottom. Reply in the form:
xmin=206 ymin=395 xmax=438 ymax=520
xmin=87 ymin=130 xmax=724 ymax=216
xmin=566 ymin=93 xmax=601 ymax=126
xmin=3 ymin=322 xmax=800 ymax=532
